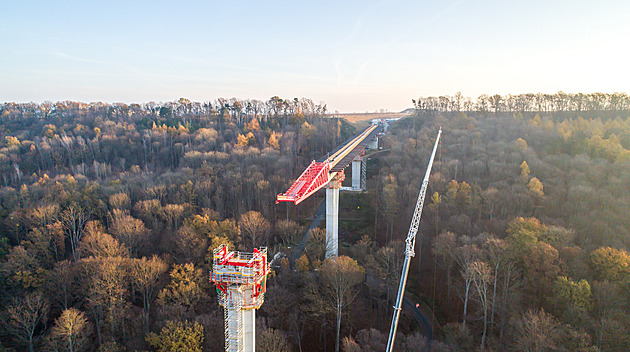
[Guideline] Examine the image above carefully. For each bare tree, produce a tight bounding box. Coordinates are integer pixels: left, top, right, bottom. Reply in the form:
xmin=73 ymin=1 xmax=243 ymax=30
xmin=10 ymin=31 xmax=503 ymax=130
xmin=469 ymin=260 xmax=493 ymax=349
xmin=454 ymin=243 xmax=480 ymax=333
xmin=5 ymin=292 xmax=49 ymax=352
xmin=433 ymin=231 xmax=457 ymax=302
xmin=320 ymin=256 xmax=364 ymax=352
xmin=133 ymin=199 xmax=161 ymax=229
xmin=275 ymin=219 xmax=300 ymax=246
xmin=304 ymin=227 xmax=327 ymax=263
xmin=381 ymin=174 xmax=398 ymax=242
xmin=29 ymin=203 xmax=62 ymax=261
xmin=130 ymin=255 xmax=168 ymax=330
xmin=511 ymin=309 xmax=559 ymax=351
xmin=80 ymin=256 xmax=129 ymax=345
xmin=257 ymin=328 xmax=292 ymax=352
xmin=480 ymin=235 xmax=517 ymax=345
xmin=239 ymin=210 xmax=270 ymax=249
xmin=497 ymin=259 xmax=520 ymax=347
xmin=376 ymin=241 xmax=405 ymax=320
xmin=174 ymin=225 xmax=208 ymax=263
xmin=48 ymin=260 xmax=76 ymax=310
xmin=61 ymin=204 xmax=89 ymax=261
xmin=592 ymin=280 xmax=621 ymax=350
xmin=160 ymin=204 xmax=184 ymax=232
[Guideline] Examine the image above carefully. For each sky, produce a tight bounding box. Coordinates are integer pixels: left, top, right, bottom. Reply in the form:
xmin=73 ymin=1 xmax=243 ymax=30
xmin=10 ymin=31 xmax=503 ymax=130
xmin=1 ymin=0 xmax=629 ymax=112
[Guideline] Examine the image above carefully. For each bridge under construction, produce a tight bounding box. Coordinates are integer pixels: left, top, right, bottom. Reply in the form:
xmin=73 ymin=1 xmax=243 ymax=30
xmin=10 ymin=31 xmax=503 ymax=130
xmin=276 ymin=122 xmax=384 ymax=257
xmin=211 ymin=119 xmax=442 ymax=352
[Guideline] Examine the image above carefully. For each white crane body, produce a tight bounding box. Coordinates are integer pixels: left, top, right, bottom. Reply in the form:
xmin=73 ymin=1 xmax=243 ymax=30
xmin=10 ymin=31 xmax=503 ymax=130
xmin=386 ymin=128 xmax=442 ymax=352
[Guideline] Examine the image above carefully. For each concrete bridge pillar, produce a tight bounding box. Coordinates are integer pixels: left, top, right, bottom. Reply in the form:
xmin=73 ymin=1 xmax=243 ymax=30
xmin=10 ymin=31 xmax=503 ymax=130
xmin=352 ymin=155 xmax=362 ymax=191
xmin=325 ymin=173 xmax=342 ymax=258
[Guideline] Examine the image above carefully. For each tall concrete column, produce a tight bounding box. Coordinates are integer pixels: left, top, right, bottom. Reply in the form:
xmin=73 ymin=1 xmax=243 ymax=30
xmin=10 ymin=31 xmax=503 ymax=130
xmin=352 ymin=157 xmax=362 ymax=190
xmin=326 ymin=175 xmax=341 ymax=258
xmin=242 ymin=308 xmax=255 ymax=352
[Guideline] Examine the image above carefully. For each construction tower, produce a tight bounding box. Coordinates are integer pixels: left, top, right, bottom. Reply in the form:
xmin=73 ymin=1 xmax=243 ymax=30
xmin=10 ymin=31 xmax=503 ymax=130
xmin=211 ymin=244 xmax=270 ymax=352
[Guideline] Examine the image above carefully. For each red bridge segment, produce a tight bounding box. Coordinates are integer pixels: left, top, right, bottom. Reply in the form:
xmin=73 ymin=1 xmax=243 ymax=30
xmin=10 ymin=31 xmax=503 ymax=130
xmin=276 ymin=124 xmax=382 ymax=205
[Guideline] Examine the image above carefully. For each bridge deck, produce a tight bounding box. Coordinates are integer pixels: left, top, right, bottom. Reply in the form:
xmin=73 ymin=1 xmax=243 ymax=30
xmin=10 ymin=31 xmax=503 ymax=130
xmin=277 ymin=124 xmax=383 ymax=204
xmin=329 ymin=125 xmax=381 ymax=172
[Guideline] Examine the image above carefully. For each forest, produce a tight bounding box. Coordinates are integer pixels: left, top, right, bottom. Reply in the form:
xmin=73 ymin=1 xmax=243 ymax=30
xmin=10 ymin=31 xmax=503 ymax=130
xmin=1 ymin=92 xmax=629 ymax=352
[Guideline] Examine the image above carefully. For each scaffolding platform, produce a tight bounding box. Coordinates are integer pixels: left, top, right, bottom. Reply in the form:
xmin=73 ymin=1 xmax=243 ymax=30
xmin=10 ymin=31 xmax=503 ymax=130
xmin=211 ymin=244 xmax=270 ymax=352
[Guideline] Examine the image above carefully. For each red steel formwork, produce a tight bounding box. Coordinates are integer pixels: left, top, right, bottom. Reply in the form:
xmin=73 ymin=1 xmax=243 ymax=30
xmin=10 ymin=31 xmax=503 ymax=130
xmin=211 ymin=244 xmax=270 ymax=352
xmin=211 ymin=244 xmax=269 ymax=310
xmin=276 ymin=160 xmax=332 ymax=205
xmin=276 ymin=124 xmax=380 ymax=205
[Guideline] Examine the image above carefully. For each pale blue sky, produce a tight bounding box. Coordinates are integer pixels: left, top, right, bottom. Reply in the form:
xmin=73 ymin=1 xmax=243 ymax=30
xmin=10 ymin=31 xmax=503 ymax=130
xmin=1 ymin=0 xmax=629 ymax=112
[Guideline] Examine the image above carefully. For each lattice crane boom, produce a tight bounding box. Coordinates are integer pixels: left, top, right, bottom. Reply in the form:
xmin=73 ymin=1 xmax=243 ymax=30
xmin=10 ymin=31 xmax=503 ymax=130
xmin=386 ymin=128 xmax=442 ymax=352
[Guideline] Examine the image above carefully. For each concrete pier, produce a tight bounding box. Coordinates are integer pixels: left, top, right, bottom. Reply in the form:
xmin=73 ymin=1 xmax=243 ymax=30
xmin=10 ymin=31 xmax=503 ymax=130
xmin=325 ymin=175 xmax=341 ymax=258
xmin=242 ymin=306 xmax=255 ymax=352
xmin=352 ymin=156 xmax=362 ymax=190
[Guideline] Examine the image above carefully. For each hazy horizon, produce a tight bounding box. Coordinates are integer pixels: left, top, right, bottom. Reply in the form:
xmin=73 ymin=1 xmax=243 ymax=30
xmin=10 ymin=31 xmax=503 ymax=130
xmin=2 ymin=0 xmax=629 ymax=113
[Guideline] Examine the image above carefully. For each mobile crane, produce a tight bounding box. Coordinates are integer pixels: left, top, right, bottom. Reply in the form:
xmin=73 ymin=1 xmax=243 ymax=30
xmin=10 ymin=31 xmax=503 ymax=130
xmin=386 ymin=128 xmax=442 ymax=352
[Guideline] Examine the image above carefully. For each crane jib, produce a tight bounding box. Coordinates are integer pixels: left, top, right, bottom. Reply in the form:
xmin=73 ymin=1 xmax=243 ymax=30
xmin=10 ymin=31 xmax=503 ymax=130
xmin=386 ymin=128 xmax=442 ymax=352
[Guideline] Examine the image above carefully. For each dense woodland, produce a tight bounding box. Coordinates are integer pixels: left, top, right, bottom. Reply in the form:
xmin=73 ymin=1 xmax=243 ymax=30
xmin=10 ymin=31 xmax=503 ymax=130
xmin=1 ymin=92 xmax=629 ymax=352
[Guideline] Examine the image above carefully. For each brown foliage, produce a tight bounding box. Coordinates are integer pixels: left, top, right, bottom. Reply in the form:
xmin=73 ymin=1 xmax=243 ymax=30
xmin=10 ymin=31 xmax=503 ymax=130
xmin=109 ymin=209 xmax=149 ymax=256
xmin=131 ymin=255 xmax=168 ymax=328
xmin=79 ymin=224 xmax=129 ymax=259
xmin=79 ymin=256 xmax=130 ymax=340
xmin=158 ymin=263 xmax=205 ymax=310
xmin=239 ymin=210 xmax=270 ymax=249
xmin=109 ymin=192 xmax=131 ymax=210
xmin=275 ymin=219 xmax=300 ymax=245
xmin=158 ymin=203 xmax=186 ymax=232
xmin=257 ymin=328 xmax=292 ymax=352
xmin=174 ymin=225 xmax=208 ymax=263
xmin=523 ymin=242 xmax=561 ymax=307
xmin=48 ymin=308 xmax=92 ymax=352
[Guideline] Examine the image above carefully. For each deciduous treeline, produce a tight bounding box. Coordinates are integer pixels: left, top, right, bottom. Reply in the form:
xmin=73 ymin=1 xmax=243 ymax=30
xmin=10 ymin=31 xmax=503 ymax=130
xmin=1 ymin=94 xmax=629 ymax=351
